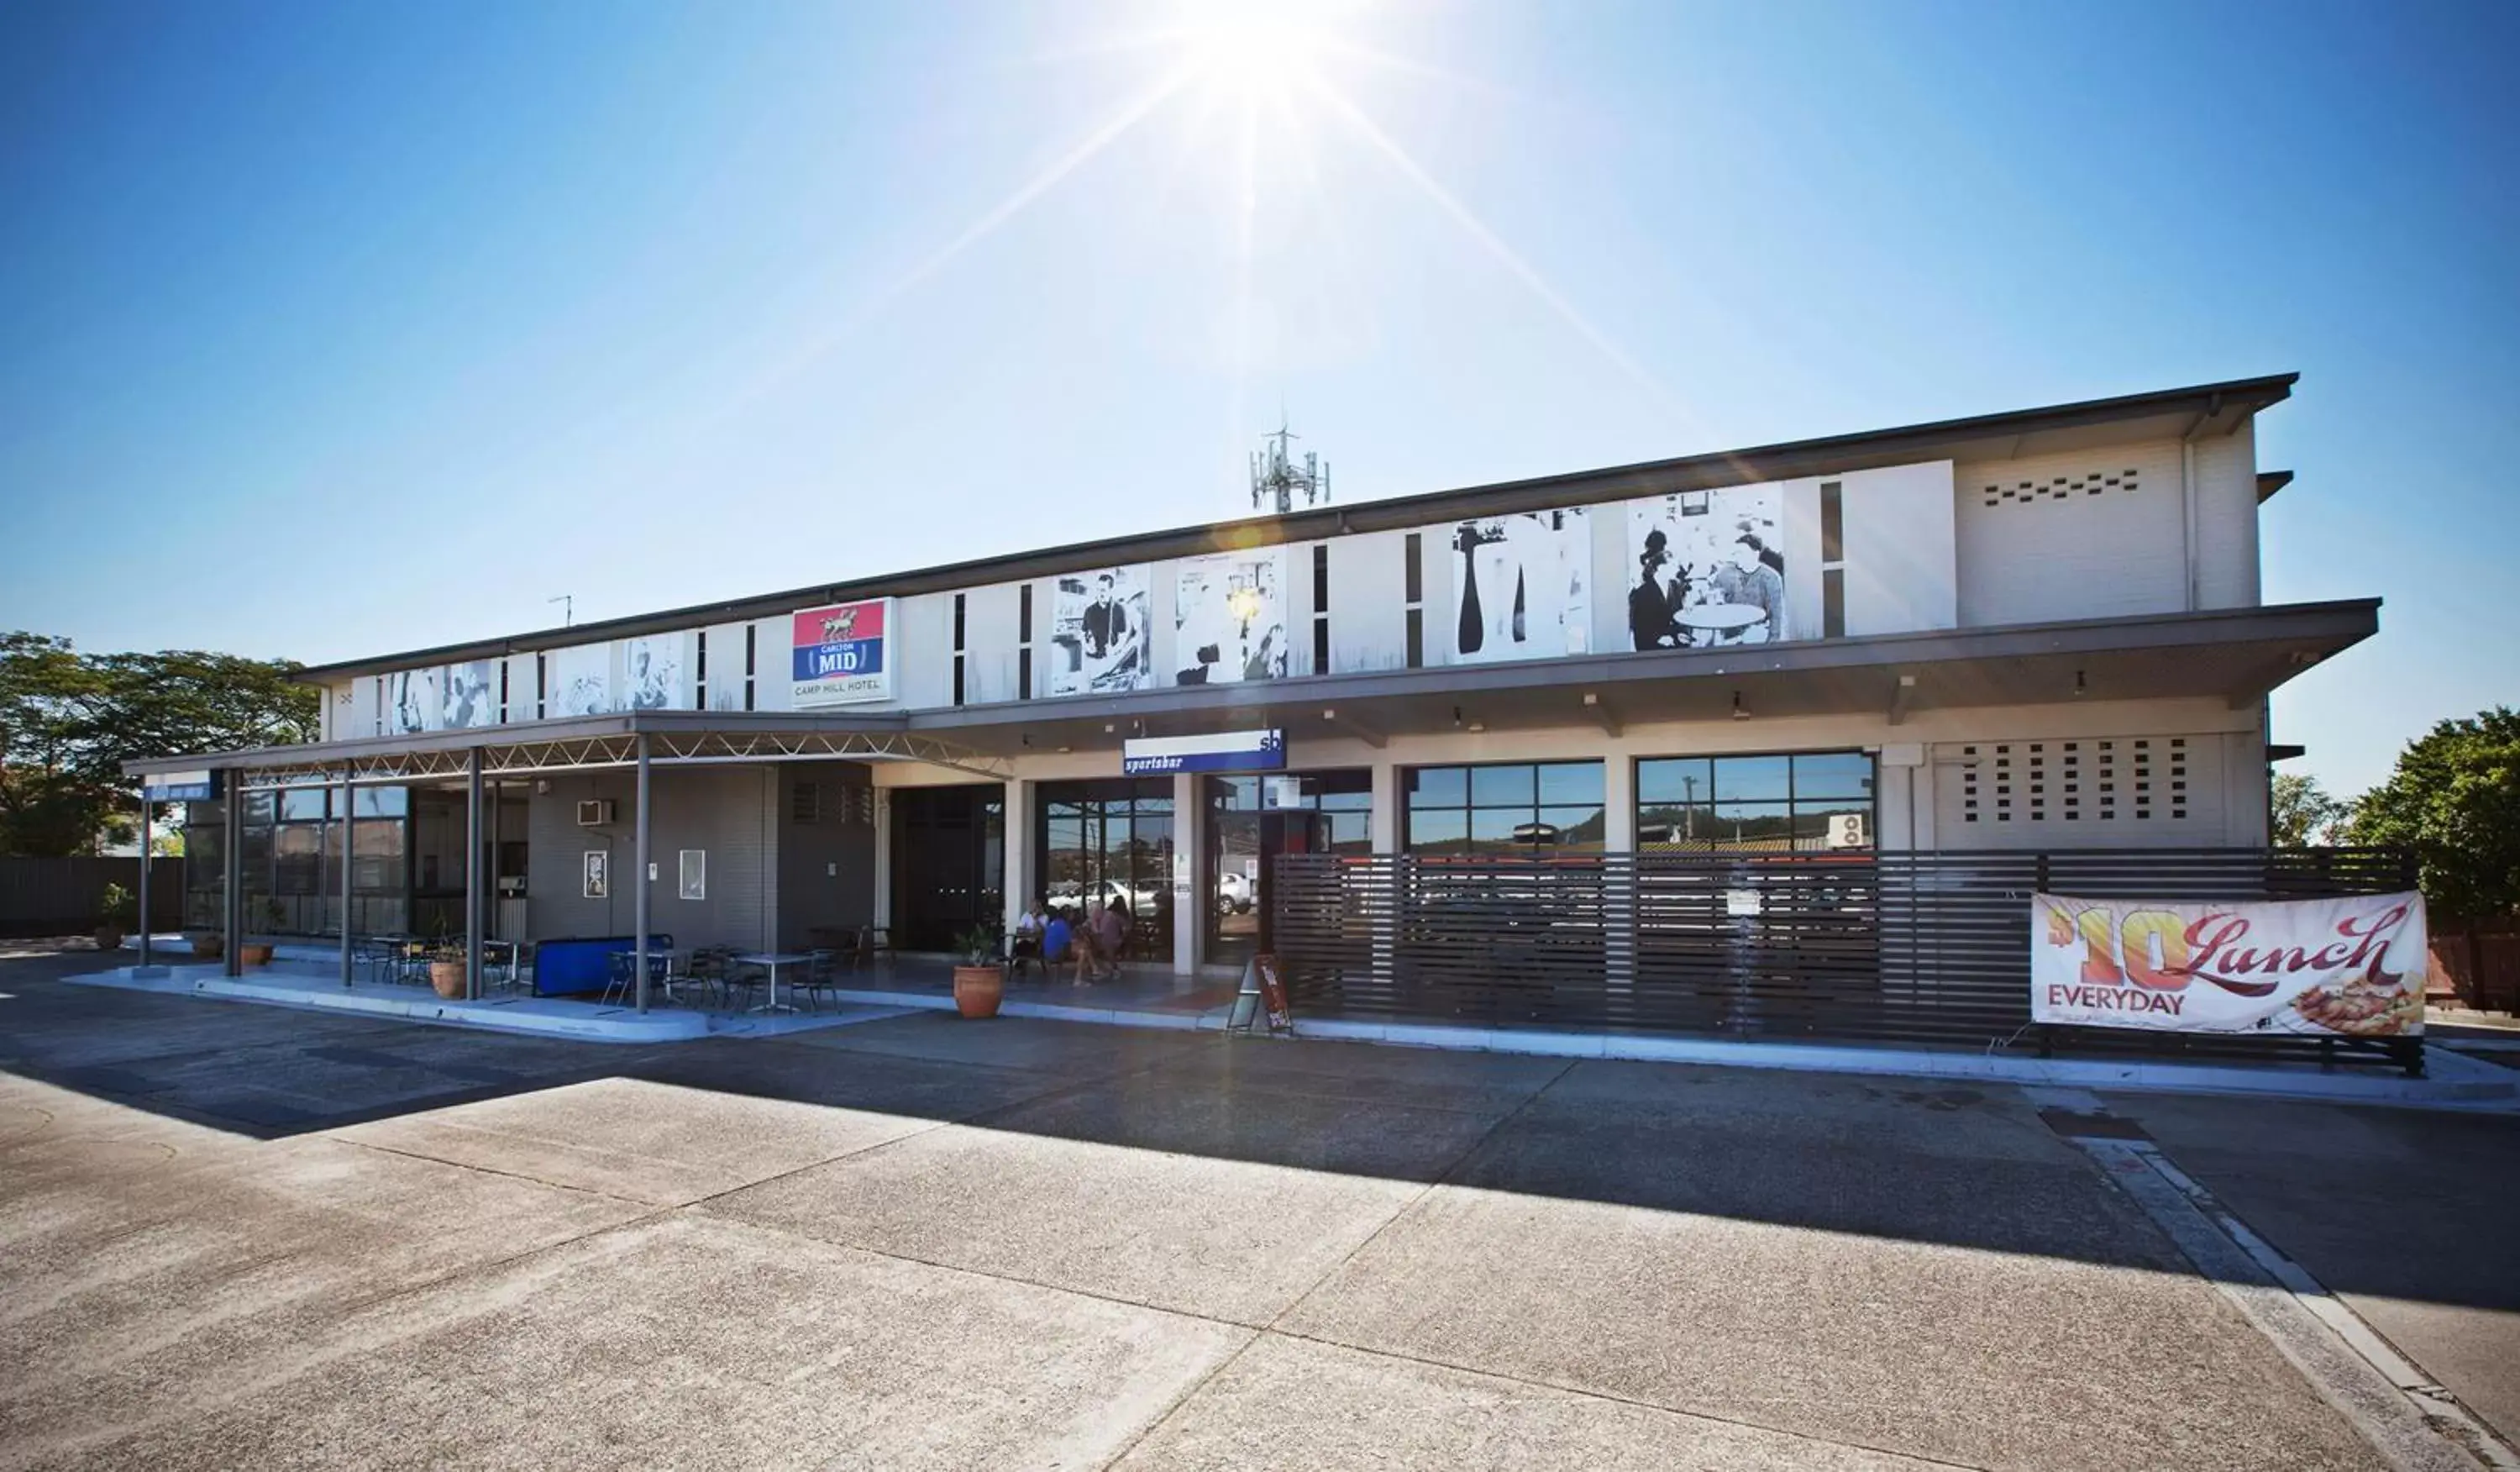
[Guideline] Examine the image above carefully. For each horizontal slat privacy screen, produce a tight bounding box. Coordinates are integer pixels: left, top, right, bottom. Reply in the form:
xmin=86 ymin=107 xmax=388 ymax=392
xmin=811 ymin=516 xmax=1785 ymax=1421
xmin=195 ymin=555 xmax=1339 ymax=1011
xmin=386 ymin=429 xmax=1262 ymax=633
xmin=1270 ymin=849 xmax=2418 ymax=1068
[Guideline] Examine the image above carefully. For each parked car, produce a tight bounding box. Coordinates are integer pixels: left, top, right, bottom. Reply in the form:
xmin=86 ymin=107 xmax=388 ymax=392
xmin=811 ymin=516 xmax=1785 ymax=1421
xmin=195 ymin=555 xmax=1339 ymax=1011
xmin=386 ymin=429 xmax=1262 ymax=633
xmin=1217 ymin=871 xmax=1255 ymax=913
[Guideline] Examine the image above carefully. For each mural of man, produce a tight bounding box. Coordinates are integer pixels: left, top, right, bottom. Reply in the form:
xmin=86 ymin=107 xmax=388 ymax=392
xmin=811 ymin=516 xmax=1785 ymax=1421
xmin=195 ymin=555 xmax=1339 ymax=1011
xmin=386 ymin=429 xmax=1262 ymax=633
xmin=1709 ymin=534 xmax=1786 ymax=644
xmin=1083 ymin=574 xmax=1127 ymax=659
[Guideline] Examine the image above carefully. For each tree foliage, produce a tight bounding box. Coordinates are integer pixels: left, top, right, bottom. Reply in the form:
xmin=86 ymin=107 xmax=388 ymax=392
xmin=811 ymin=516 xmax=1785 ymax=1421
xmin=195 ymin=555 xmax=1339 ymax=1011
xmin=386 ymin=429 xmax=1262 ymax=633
xmin=2270 ymin=772 xmax=2349 ymax=848
xmin=2349 ymin=707 xmax=2520 ymax=918
xmin=0 ymin=632 xmax=318 ymax=856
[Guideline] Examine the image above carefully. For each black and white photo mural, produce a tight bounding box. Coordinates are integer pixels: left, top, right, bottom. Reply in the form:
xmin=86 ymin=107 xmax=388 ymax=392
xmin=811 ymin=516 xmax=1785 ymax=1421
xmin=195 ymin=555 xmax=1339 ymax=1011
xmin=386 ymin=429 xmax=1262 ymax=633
xmin=549 ymin=644 xmax=612 ymax=717
xmin=1050 ymin=565 xmax=1152 ymax=697
xmin=442 ymin=660 xmax=496 ymax=728
xmin=386 ymin=666 xmax=442 ymax=734
xmin=622 ymin=635 xmax=685 ymax=710
xmin=1173 ymin=551 xmax=1288 ymax=685
xmin=1625 ymin=483 xmax=1789 ymax=649
xmin=1446 ymin=509 xmax=1592 ymax=665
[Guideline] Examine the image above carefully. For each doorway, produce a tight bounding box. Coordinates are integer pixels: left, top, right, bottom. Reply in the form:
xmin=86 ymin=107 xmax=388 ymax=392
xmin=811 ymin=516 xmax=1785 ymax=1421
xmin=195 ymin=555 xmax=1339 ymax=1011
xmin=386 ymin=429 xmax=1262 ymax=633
xmin=1206 ymin=770 xmax=1370 ymax=971
xmin=890 ymin=785 xmax=1004 ymax=953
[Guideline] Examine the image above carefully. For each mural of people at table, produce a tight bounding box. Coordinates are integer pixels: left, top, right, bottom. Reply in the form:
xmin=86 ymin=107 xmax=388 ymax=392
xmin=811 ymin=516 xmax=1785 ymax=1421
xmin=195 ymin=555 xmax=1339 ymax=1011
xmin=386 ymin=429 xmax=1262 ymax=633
xmin=1625 ymin=483 xmax=1789 ymax=649
xmin=1446 ymin=508 xmax=1589 ymax=665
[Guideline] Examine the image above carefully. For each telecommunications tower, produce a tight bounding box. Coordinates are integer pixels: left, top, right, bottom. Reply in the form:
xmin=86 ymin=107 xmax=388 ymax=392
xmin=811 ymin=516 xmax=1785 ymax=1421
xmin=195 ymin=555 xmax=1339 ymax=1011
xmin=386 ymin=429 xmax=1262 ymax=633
xmin=1250 ymin=418 xmax=1330 ymax=514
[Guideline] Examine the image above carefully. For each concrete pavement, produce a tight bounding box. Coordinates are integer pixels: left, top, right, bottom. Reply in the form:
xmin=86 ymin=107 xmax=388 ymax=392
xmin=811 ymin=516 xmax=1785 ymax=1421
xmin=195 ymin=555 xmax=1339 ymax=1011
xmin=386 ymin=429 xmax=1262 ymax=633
xmin=3 ymin=943 xmax=2511 ymax=1469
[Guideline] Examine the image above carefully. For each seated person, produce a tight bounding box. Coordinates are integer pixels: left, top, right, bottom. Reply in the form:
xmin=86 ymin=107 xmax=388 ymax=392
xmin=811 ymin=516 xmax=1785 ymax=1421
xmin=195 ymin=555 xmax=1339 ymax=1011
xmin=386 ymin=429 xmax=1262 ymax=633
xmin=1011 ymin=902 xmax=1046 ymax=974
xmin=1041 ymin=910 xmax=1074 ymax=971
xmin=1073 ymin=899 xmax=1121 ymax=986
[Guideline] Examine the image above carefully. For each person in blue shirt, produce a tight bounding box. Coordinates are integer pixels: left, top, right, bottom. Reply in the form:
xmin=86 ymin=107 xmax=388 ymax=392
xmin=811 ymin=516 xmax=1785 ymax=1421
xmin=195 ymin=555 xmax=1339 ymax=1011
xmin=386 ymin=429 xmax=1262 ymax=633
xmin=1042 ymin=908 xmax=1074 ymax=970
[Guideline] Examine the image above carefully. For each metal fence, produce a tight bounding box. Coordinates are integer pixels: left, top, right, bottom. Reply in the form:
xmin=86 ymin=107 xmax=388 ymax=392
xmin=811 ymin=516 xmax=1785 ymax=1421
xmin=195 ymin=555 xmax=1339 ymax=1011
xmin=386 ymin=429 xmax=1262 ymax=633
xmin=0 ymin=857 xmax=186 ymax=937
xmin=1272 ymin=848 xmax=2420 ymax=1067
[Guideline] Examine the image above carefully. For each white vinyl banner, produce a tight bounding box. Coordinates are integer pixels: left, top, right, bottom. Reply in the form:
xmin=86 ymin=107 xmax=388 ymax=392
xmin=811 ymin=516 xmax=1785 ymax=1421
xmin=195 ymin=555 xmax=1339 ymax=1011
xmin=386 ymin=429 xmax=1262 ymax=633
xmin=2031 ymin=891 xmax=2428 ymax=1037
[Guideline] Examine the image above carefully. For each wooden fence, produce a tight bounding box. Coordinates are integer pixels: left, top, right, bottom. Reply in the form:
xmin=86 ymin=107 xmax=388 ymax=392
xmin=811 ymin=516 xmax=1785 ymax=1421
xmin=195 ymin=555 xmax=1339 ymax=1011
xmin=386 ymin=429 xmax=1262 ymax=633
xmin=2432 ymin=920 xmax=2520 ymax=1014
xmin=1273 ymin=848 xmax=2420 ymax=1067
xmin=0 ymin=857 xmax=186 ymax=937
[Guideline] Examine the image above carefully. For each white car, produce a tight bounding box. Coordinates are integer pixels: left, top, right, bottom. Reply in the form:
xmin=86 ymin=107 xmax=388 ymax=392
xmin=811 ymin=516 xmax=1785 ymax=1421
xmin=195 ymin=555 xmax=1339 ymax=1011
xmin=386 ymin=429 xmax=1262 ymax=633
xmin=1217 ymin=872 xmax=1255 ymax=913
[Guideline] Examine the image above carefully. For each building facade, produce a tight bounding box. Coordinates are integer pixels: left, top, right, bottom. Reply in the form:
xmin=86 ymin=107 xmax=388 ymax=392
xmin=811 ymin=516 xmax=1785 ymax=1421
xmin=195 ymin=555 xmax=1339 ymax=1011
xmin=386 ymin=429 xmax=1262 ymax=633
xmin=151 ymin=374 xmax=2374 ymax=981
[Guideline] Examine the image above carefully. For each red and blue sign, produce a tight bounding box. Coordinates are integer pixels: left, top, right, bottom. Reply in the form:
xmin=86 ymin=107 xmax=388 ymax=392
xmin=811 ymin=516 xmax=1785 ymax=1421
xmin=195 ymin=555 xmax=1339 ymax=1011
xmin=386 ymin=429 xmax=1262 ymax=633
xmin=791 ymin=598 xmax=894 ymax=707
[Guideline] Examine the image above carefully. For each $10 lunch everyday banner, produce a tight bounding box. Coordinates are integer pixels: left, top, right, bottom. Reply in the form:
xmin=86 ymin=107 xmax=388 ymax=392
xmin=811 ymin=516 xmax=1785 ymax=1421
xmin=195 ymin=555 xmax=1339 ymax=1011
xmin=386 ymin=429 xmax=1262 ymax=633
xmin=2031 ymin=891 xmax=2428 ymax=1037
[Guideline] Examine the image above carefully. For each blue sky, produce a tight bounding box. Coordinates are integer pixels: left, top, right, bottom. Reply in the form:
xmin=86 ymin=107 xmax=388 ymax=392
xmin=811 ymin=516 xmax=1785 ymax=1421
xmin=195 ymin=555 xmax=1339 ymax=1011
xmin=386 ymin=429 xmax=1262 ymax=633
xmin=2 ymin=0 xmax=2512 ymax=797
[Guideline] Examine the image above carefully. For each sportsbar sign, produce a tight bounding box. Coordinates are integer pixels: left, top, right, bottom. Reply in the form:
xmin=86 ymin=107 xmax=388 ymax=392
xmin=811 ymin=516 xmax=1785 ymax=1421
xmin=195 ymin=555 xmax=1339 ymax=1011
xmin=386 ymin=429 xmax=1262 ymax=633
xmin=1121 ymin=728 xmax=1285 ymax=775
xmin=2031 ymin=891 xmax=2428 ymax=1038
xmin=791 ymin=598 xmax=895 ymax=707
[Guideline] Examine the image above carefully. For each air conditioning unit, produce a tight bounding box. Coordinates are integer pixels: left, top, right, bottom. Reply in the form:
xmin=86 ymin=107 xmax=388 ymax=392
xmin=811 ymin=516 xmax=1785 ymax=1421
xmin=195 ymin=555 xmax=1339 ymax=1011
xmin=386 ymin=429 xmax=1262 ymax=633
xmin=576 ymin=799 xmax=617 ymax=827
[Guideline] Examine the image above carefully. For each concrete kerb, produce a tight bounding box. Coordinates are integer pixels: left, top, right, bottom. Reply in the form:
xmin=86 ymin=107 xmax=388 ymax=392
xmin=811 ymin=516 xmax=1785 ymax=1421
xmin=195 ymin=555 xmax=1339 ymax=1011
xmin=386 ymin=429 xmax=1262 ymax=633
xmin=63 ymin=965 xmax=897 ymax=1044
xmin=55 ymin=959 xmax=2516 ymax=1112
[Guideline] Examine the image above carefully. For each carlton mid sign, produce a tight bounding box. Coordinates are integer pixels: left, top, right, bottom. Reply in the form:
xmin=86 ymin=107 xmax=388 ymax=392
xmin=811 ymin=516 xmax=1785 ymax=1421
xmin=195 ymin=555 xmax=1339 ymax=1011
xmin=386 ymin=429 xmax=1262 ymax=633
xmin=791 ymin=598 xmax=894 ymax=707
xmin=2032 ymin=891 xmax=2428 ymax=1037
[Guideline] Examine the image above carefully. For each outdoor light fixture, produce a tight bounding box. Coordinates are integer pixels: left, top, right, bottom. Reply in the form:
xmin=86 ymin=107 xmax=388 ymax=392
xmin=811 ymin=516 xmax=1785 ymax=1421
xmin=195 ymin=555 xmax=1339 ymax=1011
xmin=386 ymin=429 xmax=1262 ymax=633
xmin=1452 ymin=705 xmax=1463 ymax=728
xmin=1731 ymin=691 xmax=1750 ymax=721
xmin=2074 ymin=670 xmax=2087 ymax=697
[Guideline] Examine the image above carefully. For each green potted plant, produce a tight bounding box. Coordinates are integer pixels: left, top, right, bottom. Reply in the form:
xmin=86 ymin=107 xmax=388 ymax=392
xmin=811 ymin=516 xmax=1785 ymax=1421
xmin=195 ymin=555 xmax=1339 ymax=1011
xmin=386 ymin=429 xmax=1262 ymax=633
xmin=239 ymin=899 xmax=281 ymax=967
xmin=94 ymin=882 xmax=136 ymax=954
xmin=950 ymin=922 xmax=1005 ymax=1019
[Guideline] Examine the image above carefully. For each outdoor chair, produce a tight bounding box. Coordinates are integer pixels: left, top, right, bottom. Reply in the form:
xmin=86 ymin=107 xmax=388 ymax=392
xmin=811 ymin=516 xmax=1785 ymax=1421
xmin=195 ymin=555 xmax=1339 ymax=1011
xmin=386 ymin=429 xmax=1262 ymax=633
xmin=795 ymin=949 xmax=841 ymax=1012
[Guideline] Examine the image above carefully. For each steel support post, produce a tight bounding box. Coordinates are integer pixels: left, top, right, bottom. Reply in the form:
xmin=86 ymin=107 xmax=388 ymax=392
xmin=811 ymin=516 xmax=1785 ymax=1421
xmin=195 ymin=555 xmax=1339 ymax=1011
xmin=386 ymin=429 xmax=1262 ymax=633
xmin=634 ymin=733 xmax=651 ymax=1014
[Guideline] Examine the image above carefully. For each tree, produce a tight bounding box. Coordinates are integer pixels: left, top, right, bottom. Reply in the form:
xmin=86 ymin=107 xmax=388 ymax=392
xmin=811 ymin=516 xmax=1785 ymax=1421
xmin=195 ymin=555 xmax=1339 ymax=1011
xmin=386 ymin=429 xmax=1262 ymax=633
xmin=0 ymin=633 xmax=318 ymax=856
xmin=2270 ymin=772 xmax=2349 ymax=848
xmin=2348 ymin=707 xmax=2520 ymax=918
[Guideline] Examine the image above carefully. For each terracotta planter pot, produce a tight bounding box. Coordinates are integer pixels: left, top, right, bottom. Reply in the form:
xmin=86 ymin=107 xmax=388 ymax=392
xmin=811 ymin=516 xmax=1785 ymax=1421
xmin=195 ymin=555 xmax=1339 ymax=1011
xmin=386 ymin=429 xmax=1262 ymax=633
xmin=93 ymin=926 xmax=124 ymax=954
xmin=239 ymin=944 xmax=274 ymax=967
xmin=191 ymin=934 xmax=224 ymax=959
xmin=952 ymin=964 xmax=1004 ymax=1020
xmin=429 ymin=959 xmax=466 ymax=999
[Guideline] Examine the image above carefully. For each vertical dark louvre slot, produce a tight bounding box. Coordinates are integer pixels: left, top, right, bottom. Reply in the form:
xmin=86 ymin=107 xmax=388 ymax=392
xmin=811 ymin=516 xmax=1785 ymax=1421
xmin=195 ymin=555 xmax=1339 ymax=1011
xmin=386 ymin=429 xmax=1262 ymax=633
xmin=1312 ymin=544 xmax=1330 ymax=608
xmin=1823 ymin=568 xmax=1845 ymax=639
xmin=1819 ymin=481 xmax=1844 ymax=563
xmin=1018 ymin=584 xmax=1032 ymax=641
xmin=1403 ymin=533 xmax=1423 ymax=603
xmin=953 ymin=593 xmax=967 ymax=650
xmin=743 ymin=626 xmax=757 ymax=711
xmin=1313 ymin=618 xmax=1331 ymax=674
xmin=1404 ymin=608 xmax=1424 ymax=668
xmin=1018 ymin=649 xmax=1032 ymax=701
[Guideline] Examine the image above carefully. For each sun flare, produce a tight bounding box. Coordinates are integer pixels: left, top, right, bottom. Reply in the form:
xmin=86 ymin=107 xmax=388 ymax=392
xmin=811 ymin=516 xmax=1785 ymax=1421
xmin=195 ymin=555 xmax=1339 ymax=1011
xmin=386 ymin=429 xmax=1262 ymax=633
xmin=1175 ymin=3 xmax=1329 ymax=97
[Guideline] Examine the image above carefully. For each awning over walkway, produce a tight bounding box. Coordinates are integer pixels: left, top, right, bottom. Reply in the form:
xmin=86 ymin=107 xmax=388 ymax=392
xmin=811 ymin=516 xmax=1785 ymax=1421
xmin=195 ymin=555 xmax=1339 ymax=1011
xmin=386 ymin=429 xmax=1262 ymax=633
xmin=127 ymin=598 xmax=2375 ymax=781
xmin=123 ymin=712 xmax=1011 ymax=786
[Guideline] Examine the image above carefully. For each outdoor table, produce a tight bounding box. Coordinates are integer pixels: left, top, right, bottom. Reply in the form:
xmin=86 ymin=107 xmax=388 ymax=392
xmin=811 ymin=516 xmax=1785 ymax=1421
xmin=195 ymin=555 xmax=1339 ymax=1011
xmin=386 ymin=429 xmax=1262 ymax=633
xmin=732 ymin=951 xmax=815 ymax=1014
xmin=1673 ymin=602 xmax=1766 ymax=632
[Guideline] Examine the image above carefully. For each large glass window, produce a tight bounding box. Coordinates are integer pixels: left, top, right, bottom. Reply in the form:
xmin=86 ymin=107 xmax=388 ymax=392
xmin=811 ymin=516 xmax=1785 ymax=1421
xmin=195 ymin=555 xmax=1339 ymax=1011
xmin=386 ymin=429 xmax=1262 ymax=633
xmin=1037 ymin=778 xmax=1173 ymax=959
xmin=1405 ymin=761 xmax=1605 ymax=854
xmin=1637 ymin=750 xmax=1875 ymax=852
xmin=197 ymin=782 xmax=419 ymax=938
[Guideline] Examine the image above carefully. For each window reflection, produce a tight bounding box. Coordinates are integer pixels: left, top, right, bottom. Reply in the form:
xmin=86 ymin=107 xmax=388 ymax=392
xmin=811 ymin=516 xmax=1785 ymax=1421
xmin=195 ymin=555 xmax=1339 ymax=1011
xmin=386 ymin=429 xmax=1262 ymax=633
xmin=1636 ymin=751 xmax=1875 ymax=852
xmin=1402 ymin=761 xmax=1606 ymax=856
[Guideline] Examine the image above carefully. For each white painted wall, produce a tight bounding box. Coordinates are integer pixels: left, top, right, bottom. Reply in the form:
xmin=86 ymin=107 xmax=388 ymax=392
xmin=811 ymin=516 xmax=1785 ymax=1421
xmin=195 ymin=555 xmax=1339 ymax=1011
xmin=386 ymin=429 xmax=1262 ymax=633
xmin=1954 ymin=439 xmax=2189 ymax=626
xmin=2192 ymin=419 xmax=2261 ymax=611
xmin=1835 ymin=460 xmax=1958 ymax=635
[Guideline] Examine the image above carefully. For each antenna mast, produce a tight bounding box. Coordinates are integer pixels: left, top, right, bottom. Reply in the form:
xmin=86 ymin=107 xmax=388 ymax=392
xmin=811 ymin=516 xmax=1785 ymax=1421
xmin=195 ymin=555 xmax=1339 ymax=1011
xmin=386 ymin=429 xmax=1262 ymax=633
xmin=1249 ymin=414 xmax=1331 ymax=515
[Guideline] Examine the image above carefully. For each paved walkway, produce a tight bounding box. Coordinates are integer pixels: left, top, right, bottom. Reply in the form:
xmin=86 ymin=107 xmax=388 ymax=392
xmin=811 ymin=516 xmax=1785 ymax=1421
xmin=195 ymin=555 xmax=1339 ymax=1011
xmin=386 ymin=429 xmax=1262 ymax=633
xmin=3 ymin=943 xmax=2512 ymax=1470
